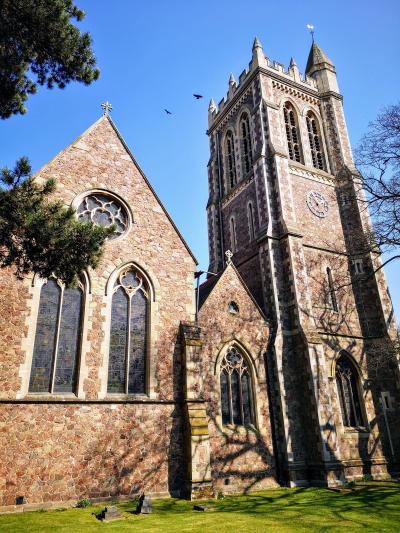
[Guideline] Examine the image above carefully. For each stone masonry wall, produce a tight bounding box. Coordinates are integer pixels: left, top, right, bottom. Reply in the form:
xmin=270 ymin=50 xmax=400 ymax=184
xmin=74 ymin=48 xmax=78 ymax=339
xmin=0 ymin=403 xmax=186 ymax=506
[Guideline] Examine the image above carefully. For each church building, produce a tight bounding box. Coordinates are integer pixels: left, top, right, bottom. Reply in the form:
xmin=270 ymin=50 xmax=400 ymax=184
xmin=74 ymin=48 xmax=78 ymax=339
xmin=0 ymin=39 xmax=399 ymax=509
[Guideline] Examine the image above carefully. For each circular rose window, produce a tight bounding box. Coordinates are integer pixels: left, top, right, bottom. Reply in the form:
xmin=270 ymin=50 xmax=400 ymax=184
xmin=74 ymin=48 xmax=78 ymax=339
xmin=77 ymin=193 xmax=128 ymax=239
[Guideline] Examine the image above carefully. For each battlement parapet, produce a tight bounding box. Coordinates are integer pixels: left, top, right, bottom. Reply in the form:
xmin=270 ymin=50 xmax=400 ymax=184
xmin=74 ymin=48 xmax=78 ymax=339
xmin=208 ymin=41 xmax=318 ymax=128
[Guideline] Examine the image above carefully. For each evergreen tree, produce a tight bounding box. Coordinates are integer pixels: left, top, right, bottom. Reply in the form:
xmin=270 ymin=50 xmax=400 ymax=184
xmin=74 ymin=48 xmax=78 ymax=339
xmin=0 ymin=158 xmax=114 ymax=285
xmin=0 ymin=0 xmax=99 ymax=118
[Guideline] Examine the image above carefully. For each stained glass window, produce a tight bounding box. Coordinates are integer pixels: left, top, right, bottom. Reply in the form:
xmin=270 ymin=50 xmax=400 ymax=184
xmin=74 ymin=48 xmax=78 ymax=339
xmin=77 ymin=193 xmax=128 ymax=239
xmin=29 ymin=279 xmax=83 ymax=393
xmin=283 ymin=102 xmax=303 ymax=163
xmin=225 ymin=131 xmax=237 ymax=189
xmin=306 ymin=111 xmax=326 ymax=171
xmin=107 ymin=268 xmax=149 ymax=394
xmin=220 ymin=347 xmax=255 ymax=426
xmin=240 ymin=114 xmax=253 ymax=174
xmin=335 ymin=354 xmax=364 ymax=427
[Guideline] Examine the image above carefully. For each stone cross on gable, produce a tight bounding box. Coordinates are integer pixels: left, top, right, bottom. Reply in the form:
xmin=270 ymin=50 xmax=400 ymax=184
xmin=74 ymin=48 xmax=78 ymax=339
xmin=225 ymin=250 xmax=233 ymax=265
xmin=101 ymin=101 xmax=112 ymax=115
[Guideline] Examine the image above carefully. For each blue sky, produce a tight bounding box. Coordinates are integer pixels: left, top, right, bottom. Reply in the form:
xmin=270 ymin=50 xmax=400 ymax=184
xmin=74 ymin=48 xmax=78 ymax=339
xmin=1 ymin=0 xmax=399 ymax=317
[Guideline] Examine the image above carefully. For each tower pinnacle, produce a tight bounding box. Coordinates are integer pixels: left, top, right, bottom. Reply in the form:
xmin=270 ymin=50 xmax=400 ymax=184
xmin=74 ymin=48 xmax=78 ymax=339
xmin=252 ymin=36 xmax=262 ymax=51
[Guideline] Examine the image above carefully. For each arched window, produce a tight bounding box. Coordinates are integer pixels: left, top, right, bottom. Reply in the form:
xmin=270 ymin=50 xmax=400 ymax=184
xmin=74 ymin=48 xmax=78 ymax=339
xmin=335 ymin=354 xmax=364 ymax=427
xmin=229 ymin=216 xmax=237 ymax=253
xmin=247 ymin=202 xmax=255 ymax=241
xmin=220 ymin=347 xmax=255 ymax=426
xmin=225 ymin=131 xmax=237 ymax=189
xmin=240 ymin=113 xmax=253 ymax=174
xmin=283 ymin=102 xmax=303 ymax=163
xmin=108 ymin=267 xmax=149 ymax=394
xmin=306 ymin=111 xmax=326 ymax=171
xmin=29 ymin=279 xmax=84 ymax=393
xmin=326 ymin=267 xmax=338 ymax=312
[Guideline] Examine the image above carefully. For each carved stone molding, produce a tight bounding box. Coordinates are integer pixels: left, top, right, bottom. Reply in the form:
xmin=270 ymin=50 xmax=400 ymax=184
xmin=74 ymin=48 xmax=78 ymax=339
xmin=289 ymin=163 xmax=336 ymax=186
xmin=272 ymin=80 xmax=320 ymax=106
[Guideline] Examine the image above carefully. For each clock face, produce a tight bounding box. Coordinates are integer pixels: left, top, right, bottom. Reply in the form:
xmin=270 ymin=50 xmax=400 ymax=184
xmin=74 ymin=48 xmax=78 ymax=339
xmin=306 ymin=191 xmax=329 ymax=218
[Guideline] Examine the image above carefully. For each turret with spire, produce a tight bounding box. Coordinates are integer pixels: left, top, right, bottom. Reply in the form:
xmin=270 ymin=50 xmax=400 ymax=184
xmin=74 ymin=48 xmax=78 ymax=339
xmin=305 ymin=41 xmax=339 ymax=93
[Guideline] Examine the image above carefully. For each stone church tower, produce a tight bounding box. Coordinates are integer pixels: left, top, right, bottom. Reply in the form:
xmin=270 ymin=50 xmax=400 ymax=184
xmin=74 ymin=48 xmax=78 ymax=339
xmin=206 ymin=38 xmax=400 ymax=485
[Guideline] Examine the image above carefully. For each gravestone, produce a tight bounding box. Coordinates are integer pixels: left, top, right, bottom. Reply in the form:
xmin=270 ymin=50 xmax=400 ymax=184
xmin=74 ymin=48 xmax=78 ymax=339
xmin=98 ymin=505 xmax=124 ymax=522
xmin=136 ymin=494 xmax=153 ymax=514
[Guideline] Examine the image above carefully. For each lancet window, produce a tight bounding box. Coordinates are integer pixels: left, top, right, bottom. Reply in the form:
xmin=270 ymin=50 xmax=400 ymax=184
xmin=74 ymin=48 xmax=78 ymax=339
xmin=225 ymin=131 xmax=237 ymax=190
xmin=247 ymin=202 xmax=255 ymax=241
xmin=240 ymin=113 xmax=253 ymax=174
xmin=107 ymin=267 xmax=149 ymax=395
xmin=220 ymin=347 xmax=255 ymax=426
xmin=29 ymin=279 xmax=84 ymax=393
xmin=283 ymin=102 xmax=302 ymax=163
xmin=229 ymin=216 xmax=237 ymax=253
xmin=335 ymin=354 xmax=364 ymax=428
xmin=326 ymin=267 xmax=338 ymax=312
xmin=306 ymin=111 xmax=326 ymax=171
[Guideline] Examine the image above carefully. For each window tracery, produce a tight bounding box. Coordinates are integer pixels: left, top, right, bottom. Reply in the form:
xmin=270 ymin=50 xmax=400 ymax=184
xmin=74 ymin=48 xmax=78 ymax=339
xmin=225 ymin=131 xmax=237 ymax=190
xmin=240 ymin=114 xmax=253 ymax=174
xmin=107 ymin=267 xmax=149 ymax=394
xmin=29 ymin=278 xmax=84 ymax=393
xmin=335 ymin=354 xmax=364 ymax=428
xmin=283 ymin=102 xmax=302 ymax=163
xmin=220 ymin=347 xmax=255 ymax=426
xmin=77 ymin=193 xmax=128 ymax=239
xmin=306 ymin=111 xmax=326 ymax=171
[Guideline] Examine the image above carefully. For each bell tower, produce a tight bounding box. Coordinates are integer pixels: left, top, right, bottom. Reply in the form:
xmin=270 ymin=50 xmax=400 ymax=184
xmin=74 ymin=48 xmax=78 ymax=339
xmin=206 ymin=38 xmax=400 ymax=486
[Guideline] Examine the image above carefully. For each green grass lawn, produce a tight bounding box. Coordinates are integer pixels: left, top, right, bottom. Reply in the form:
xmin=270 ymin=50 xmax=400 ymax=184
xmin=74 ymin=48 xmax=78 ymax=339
xmin=0 ymin=483 xmax=399 ymax=532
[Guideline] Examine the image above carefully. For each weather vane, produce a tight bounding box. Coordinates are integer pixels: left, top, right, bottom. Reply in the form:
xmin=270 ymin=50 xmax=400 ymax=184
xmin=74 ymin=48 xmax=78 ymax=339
xmin=101 ymin=101 xmax=112 ymax=115
xmin=306 ymin=24 xmax=315 ymax=42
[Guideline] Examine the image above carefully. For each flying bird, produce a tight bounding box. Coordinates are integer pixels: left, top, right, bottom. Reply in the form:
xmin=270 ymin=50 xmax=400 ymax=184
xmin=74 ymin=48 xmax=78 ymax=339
xmin=164 ymin=109 xmax=172 ymax=115
xmin=193 ymin=94 xmax=203 ymax=100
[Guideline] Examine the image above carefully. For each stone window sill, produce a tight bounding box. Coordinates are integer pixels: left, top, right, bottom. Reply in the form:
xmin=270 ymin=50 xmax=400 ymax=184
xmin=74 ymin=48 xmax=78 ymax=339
xmin=222 ymin=423 xmax=258 ymax=435
xmin=104 ymin=393 xmax=149 ymax=402
xmin=343 ymin=426 xmax=370 ymax=435
xmin=24 ymin=393 xmax=78 ymax=401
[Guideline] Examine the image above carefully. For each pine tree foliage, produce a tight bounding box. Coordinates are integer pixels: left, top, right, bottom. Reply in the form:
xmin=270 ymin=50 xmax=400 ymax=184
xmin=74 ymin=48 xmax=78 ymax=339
xmin=0 ymin=158 xmax=114 ymax=285
xmin=0 ymin=0 xmax=99 ymax=118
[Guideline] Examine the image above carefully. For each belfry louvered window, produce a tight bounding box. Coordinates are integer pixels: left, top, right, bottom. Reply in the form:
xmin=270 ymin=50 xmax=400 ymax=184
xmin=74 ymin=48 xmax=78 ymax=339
xmin=335 ymin=354 xmax=364 ymax=428
xmin=283 ymin=102 xmax=302 ymax=163
xmin=29 ymin=279 xmax=84 ymax=393
xmin=240 ymin=114 xmax=253 ymax=174
xmin=220 ymin=347 xmax=255 ymax=426
xmin=306 ymin=111 xmax=326 ymax=170
xmin=225 ymin=131 xmax=237 ymax=189
xmin=107 ymin=267 xmax=149 ymax=394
